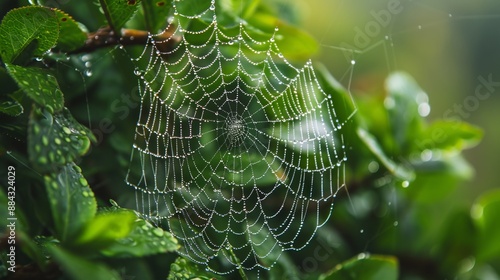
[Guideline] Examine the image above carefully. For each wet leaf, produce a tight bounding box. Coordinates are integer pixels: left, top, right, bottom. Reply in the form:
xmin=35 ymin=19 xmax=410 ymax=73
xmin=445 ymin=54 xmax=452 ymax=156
xmin=54 ymin=9 xmax=87 ymax=52
xmin=101 ymin=218 xmax=179 ymax=257
xmin=28 ymin=107 xmax=95 ymax=171
xmin=0 ymin=6 xmax=58 ymax=64
xmin=5 ymin=64 xmax=64 ymax=113
xmin=167 ymin=257 xmax=217 ymax=280
xmin=43 ymin=163 xmax=97 ymax=241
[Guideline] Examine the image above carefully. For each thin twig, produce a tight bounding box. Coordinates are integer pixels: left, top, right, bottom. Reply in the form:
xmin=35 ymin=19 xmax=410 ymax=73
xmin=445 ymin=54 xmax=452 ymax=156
xmin=69 ymin=26 xmax=180 ymax=54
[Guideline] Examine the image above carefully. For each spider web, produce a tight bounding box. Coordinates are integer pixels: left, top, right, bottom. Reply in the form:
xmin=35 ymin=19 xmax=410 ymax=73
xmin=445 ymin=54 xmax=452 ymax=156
xmin=125 ymin=0 xmax=355 ymax=275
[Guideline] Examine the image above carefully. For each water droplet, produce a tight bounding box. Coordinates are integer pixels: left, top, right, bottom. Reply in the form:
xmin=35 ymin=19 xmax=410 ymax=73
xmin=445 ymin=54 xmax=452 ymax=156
xmin=270 ymin=37 xmax=275 ymax=42
xmin=402 ymin=180 xmax=410 ymax=188
xmin=134 ymin=68 xmax=141 ymax=76
xmin=84 ymin=69 xmax=93 ymax=77
xmin=209 ymin=4 xmax=215 ymax=10
xmin=274 ymin=27 xmax=279 ymax=32
xmin=418 ymin=102 xmax=431 ymax=117
xmin=351 ymin=60 xmax=356 ymax=65
xmin=393 ymin=221 xmax=399 ymax=227
xmin=368 ymin=161 xmax=379 ymax=173
xmin=421 ymin=149 xmax=433 ymax=161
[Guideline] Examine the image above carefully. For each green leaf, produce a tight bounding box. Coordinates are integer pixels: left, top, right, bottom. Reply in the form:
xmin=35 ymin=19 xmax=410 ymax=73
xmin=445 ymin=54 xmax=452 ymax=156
xmin=53 ymin=9 xmax=87 ymax=52
xmin=314 ymin=64 xmax=357 ymax=124
xmin=319 ymin=254 xmax=399 ymax=280
xmin=415 ymin=120 xmax=483 ymax=152
xmin=47 ymin=245 xmax=120 ymax=280
xmin=248 ymin=12 xmax=318 ymax=60
xmin=385 ymin=72 xmax=426 ymax=155
xmin=28 ymin=107 xmax=95 ymax=171
xmin=0 ymin=89 xmax=24 ymax=116
xmin=0 ymin=6 xmax=59 ymax=64
xmin=357 ymin=127 xmax=414 ymax=181
xmin=167 ymin=257 xmax=217 ymax=280
xmin=218 ymin=0 xmax=261 ymax=20
xmin=141 ymin=0 xmax=172 ymax=33
xmin=471 ymin=189 xmax=500 ymax=262
xmin=43 ymin=163 xmax=97 ymax=241
xmin=403 ymin=154 xmax=473 ymax=203
xmin=99 ymin=0 xmax=142 ymax=32
xmin=73 ymin=209 xmax=136 ymax=249
xmin=101 ymin=218 xmax=179 ymax=257
xmin=5 ymin=64 xmax=64 ymax=113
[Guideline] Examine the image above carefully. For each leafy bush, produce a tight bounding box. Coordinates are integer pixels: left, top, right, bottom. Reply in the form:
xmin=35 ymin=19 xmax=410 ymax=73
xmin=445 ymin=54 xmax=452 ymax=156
xmin=0 ymin=1 xmax=494 ymax=279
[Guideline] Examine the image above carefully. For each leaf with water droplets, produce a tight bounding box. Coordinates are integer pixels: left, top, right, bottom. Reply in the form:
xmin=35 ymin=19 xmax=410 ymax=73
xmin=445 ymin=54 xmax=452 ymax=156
xmin=43 ymin=162 xmax=97 ymax=242
xmin=98 ymin=0 xmax=142 ymax=32
xmin=385 ymin=72 xmax=427 ymax=155
xmin=319 ymin=254 xmax=399 ymax=280
xmin=0 ymin=6 xmax=59 ymax=65
xmin=5 ymin=63 xmax=64 ymax=113
xmin=101 ymin=217 xmax=179 ymax=257
xmin=53 ymin=9 xmax=87 ymax=52
xmin=28 ymin=107 xmax=95 ymax=171
xmin=167 ymin=257 xmax=217 ymax=280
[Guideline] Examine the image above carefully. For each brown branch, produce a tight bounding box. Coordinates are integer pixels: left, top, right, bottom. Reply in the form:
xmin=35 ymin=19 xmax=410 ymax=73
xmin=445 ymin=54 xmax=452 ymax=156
xmin=69 ymin=25 xmax=180 ymax=54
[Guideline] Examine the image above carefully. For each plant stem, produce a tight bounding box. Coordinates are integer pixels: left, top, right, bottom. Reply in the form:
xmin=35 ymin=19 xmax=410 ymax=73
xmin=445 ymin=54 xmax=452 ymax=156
xmin=69 ymin=26 xmax=179 ymax=55
xmin=227 ymin=246 xmax=248 ymax=280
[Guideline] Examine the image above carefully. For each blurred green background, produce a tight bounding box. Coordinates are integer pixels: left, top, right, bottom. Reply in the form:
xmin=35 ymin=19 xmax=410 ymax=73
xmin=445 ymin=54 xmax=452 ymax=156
xmin=295 ymin=0 xmax=500 ymax=199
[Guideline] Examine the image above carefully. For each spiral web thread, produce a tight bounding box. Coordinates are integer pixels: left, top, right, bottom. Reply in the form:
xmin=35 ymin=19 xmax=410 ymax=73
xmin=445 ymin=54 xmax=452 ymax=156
xmin=125 ymin=0 xmax=355 ymax=275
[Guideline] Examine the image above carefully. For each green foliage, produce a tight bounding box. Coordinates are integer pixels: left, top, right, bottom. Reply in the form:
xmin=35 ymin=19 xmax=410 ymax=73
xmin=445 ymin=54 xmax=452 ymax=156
xmin=99 ymin=0 xmax=142 ymax=32
xmin=53 ymin=9 xmax=87 ymax=52
xmin=167 ymin=257 xmax=217 ymax=280
xmin=28 ymin=107 xmax=95 ymax=170
xmin=0 ymin=6 xmax=59 ymax=65
xmin=319 ymin=254 xmax=398 ymax=280
xmin=48 ymin=245 xmax=121 ymax=280
xmin=0 ymin=0 xmax=492 ymax=279
xmin=43 ymin=163 xmax=97 ymax=241
xmin=5 ymin=64 xmax=64 ymax=113
xmin=101 ymin=216 xmax=180 ymax=257
xmin=472 ymin=190 xmax=500 ymax=262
